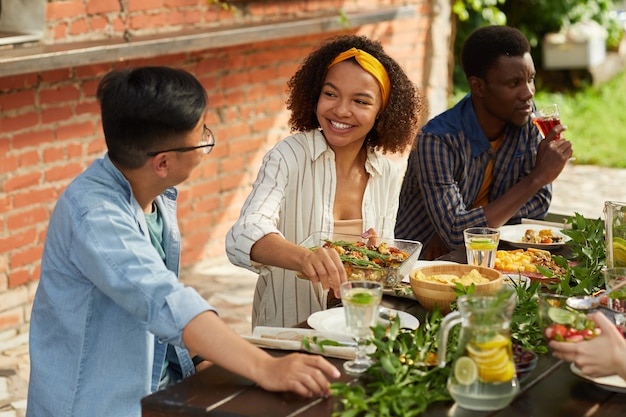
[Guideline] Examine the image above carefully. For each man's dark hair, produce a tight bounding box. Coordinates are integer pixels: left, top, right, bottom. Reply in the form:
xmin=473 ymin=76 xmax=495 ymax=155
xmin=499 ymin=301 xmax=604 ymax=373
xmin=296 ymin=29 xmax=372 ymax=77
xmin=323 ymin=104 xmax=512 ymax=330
xmin=461 ymin=25 xmax=531 ymax=80
xmin=97 ymin=66 xmax=207 ymax=169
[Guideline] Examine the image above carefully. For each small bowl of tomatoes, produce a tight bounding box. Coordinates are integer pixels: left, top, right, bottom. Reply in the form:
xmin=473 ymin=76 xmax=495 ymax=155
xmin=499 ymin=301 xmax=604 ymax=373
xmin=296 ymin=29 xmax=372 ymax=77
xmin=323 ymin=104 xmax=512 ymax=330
xmin=538 ymin=293 xmax=598 ymax=343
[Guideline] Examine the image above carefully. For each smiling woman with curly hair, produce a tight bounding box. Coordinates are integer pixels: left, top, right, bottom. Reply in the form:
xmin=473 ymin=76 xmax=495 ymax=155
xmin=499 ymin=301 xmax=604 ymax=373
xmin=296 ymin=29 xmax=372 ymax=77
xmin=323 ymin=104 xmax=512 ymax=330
xmin=287 ymin=35 xmax=422 ymax=154
xmin=226 ymin=34 xmax=424 ymax=328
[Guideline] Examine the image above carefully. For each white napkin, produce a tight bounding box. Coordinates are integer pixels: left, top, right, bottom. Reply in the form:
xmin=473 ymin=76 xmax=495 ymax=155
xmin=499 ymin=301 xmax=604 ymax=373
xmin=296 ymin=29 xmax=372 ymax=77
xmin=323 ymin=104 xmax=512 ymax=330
xmin=243 ymin=326 xmax=356 ymax=360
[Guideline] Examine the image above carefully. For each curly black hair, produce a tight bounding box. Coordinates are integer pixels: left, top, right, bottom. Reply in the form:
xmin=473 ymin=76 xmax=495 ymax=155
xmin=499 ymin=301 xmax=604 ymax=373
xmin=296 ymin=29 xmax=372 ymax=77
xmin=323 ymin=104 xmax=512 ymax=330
xmin=461 ymin=25 xmax=531 ymax=81
xmin=286 ymin=35 xmax=423 ymax=154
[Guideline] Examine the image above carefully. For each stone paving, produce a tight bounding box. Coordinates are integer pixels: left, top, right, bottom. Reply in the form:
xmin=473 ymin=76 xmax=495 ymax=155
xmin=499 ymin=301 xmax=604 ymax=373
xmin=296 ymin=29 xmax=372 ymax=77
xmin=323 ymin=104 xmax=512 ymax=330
xmin=1 ymin=162 xmax=626 ymax=416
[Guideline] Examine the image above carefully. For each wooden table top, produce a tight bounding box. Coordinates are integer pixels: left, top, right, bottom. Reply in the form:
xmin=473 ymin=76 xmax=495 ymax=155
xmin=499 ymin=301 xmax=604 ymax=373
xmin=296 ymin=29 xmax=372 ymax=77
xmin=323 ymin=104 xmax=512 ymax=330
xmin=142 ymin=244 xmax=626 ymax=416
xmin=141 ymin=291 xmax=626 ymax=416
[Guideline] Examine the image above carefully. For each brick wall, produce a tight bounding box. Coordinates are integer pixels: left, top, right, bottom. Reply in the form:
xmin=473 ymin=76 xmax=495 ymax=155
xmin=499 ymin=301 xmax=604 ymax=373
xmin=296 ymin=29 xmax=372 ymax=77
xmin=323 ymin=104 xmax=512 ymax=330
xmin=0 ymin=0 xmax=444 ymax=334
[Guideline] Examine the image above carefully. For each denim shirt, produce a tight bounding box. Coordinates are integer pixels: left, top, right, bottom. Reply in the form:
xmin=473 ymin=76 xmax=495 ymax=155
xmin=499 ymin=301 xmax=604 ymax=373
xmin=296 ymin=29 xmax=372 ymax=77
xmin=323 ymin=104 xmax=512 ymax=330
xmin=27 ymin=154 xmax=213 ymax=417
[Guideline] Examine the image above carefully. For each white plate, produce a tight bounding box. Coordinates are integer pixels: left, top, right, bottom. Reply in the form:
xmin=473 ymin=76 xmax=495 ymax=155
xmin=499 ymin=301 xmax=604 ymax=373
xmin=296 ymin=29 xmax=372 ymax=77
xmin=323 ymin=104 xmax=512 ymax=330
xmin=498 ymin=224 xmax=569 ymax=249
xmin=503 ymin=274 xmax=531 ymax=289
xmin=571 ymin=363 xmax=626 ymax=393
xmin=307 ymin=307 xmax=419 ymax=336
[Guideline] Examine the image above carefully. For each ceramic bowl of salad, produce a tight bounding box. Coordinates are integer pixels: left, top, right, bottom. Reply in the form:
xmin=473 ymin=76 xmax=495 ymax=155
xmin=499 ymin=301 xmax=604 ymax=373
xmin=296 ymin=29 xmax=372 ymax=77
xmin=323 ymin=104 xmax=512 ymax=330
xmin=298 ymin=232 xmax=422 ymax=288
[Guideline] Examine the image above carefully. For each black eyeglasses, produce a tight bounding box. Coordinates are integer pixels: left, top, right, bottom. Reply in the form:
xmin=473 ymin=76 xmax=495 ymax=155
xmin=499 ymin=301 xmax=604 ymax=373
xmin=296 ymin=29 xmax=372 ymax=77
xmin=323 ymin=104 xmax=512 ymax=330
xmin=146 ymin=125 xmax=215 ymax=157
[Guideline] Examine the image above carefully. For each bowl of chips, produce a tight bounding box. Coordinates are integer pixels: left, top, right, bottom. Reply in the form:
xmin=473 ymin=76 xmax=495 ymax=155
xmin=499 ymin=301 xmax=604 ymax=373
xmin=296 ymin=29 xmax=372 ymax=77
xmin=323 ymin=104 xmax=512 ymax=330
xmin=409 ymin=264 xmax=503 ymax=313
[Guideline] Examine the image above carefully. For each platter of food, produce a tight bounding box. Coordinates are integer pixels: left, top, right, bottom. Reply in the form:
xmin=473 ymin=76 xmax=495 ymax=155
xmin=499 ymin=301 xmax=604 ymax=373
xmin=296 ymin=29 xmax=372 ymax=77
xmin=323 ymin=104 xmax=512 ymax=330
xmin=298 ymin=232 xmax=422 ymax=288
xmin=494 ymin=247 xmax=568 ymax=284
xmin=498 ymin=224 xmax=569 ymax=250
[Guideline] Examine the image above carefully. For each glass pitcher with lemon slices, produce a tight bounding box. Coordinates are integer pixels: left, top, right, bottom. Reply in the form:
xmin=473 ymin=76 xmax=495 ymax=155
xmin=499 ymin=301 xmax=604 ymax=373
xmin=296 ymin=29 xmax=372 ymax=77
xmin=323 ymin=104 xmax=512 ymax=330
xmin=438 ymin=290 xmax=519 ymax=411
xmin=605 ymin=201 xmax=626 ymax=268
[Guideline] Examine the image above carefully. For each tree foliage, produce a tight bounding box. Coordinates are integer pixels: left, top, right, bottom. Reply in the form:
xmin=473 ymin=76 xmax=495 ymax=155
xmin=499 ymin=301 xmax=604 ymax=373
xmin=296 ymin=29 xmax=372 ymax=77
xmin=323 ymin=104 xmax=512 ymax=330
xmin=452 ymin=0 xmax=624 ymax=89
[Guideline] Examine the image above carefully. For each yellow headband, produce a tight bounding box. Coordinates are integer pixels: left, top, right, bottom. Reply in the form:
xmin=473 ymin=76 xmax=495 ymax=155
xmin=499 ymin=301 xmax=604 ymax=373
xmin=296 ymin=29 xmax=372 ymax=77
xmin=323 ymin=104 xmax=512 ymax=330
xmin=328 ymin=47 xmax=391 ymax=110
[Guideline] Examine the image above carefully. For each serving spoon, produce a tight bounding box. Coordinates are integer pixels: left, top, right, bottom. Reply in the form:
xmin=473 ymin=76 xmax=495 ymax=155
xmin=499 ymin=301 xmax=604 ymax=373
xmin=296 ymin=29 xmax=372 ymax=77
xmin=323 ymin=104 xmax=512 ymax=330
xmin=566 ymin=279 xmax=626 ymax=310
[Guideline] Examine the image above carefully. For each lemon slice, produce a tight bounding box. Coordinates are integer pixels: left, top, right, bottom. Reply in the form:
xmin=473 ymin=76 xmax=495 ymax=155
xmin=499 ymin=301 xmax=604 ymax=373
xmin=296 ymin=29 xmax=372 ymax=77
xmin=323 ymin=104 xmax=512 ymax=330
xmin=454 ymin=356 xmax=478 ymax=385
xmin=468 ymin=238 xmax=498 ymax=250
xmin=466 ymin=344 xmax=499 ymax=358
xmin=547 ymin=306 xmax=577 ymax=325
xmin=475 ymin=335 xmax=510 ymax=350
xmin=470 ymin=348 xmax=508 ymax=367
xmin=479 ymin=360 xmax=516 ymax=383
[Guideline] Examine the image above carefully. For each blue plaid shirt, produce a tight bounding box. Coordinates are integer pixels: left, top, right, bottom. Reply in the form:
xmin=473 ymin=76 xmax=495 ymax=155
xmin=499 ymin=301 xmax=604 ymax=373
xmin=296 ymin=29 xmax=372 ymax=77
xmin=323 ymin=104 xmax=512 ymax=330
xmin=395 ymin=94 xmax=550 ymax=254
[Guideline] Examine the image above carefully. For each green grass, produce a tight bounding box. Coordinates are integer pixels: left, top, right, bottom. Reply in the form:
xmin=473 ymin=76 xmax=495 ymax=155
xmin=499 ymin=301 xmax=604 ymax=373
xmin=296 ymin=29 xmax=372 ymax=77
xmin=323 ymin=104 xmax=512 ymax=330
xmin=535 ymin=70 xmax=626 ymax=168
xmin=452 ymin=70 xmax=626 ymax=168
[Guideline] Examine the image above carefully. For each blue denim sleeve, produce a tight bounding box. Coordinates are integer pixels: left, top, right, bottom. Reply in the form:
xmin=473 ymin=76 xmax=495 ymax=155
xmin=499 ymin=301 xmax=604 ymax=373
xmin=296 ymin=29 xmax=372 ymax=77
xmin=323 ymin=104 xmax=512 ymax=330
xmin=68 ymin=199 xmax=211 ymax=346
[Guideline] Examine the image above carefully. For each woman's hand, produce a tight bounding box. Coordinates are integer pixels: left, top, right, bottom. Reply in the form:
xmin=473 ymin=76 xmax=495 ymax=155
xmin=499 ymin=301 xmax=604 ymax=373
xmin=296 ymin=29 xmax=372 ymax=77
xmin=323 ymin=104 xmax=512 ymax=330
xmin=299 ymin=246 xmax=347 ymax=298
xmin=550 ymin=311 xmax=626 ymax=380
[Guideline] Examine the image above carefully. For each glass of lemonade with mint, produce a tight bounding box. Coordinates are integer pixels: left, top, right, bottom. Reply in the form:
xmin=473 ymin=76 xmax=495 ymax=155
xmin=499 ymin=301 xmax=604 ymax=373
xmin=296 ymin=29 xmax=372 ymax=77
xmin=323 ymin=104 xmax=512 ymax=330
xmin=464 ymin=227 xmax=500 ymax=268
xmin=340 ymin=280 xmax=383 ymax=375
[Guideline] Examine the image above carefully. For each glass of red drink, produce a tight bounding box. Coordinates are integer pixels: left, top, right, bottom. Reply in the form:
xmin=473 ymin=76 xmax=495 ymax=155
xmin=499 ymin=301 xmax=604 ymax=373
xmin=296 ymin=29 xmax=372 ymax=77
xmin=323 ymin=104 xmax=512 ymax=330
xmin=531 ymin=104 xmax=561 ymax=140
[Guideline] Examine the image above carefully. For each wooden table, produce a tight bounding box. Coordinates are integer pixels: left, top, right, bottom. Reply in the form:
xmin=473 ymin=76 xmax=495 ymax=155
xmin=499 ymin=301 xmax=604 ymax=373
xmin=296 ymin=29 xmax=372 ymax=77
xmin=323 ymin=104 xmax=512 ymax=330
xmin=142 ymin=244 xmax=625 ymax=416
xmin=141 ymin=293 xmax=626 ymax=416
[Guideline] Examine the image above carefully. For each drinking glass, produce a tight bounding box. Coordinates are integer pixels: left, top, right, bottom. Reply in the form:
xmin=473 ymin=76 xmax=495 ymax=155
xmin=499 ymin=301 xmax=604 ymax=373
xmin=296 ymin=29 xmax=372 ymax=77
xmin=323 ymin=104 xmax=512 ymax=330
xmin=340 ymin=280 xmax=383 ymax=375
xmin=464 ymin=227 xmax=500 ymax=268
xmin=531 ymin=104 xmax=561 ymax=140
xmin=604 ymin=267 xmax=626 ymax=314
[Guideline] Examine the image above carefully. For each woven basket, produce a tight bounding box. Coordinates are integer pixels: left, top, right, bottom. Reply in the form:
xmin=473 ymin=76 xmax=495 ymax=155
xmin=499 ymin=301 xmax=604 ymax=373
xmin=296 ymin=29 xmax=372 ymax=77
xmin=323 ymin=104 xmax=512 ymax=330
xmin=409 ymin=264 xmax=502 ymax=313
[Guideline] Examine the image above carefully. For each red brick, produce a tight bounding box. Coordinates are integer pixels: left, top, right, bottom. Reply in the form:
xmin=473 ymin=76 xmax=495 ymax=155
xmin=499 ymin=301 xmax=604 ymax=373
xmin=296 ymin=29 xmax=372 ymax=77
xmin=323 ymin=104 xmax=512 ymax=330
xmin=0 ymin=229 xmax=38 ymax=254
xmin=130 ymin=14 xmax=150 ymax=29
xmin=0 ymin=74 xmax=38 ymax=92
xmin=193 ymin=195 xmax=220 ymax=213
xmin=0 ymin=91 xmax=36 ymax=112
xmin=0 ymin=154 xmax=19 ymax=175
xmin=91 ymin=15 xmax=108 ymax=31
xmin=51 ymin=23 xmax=68 ymax=40
xmin=220 ymin=156 xmax=245 ymax=174
xmin=57 ymin=121 xmax=96 ymax=141
xmin=40 ymin=85 xmax=80 ymax=105
xmin=18 ymin=150 xmax=40 ymax=168
xmin=69 ymin=18 xmax=90 ymax=35
xmin=43 ymin=146 xmax=67 ymax=164
xmin=7 ymin=208 xmax=48 ymax=231
xmin=220 ymin=172 xmax=246 ymax=192
xmin=86 ymin=0 xmax=120 ymax=14
xmin=190 ymin=179 xmax=221 ymax=198
xmin=10 ymin=246 xmax=44 ymax=269
xmin=47 ymin=1 xmax=87 ymax=19
xmin=87 ymin=138 xmax=107 ymax=155
xmin=164 ymin=0 xmax=199 ymax=6
xmin=41 ymin=106 xmax=74 ymax=124
xmin=45 ymin=162 xmax=84 ymax=182
xmin=40 ymin=68 xmax=73 ymax=84
xmin=0 ymin=307 xmax=22 ymax=330
xmin=222 ymin=72 xmax=250 ymax=90
xmin=3 ymin=172 xmax=42 ymax=193
xmin=13 ymin=187 xmax=57 ymax=209
xmin=8 ymin=269 xmax=33 ymax=289
xmin=2 ymin=112 xmax=40 ymax=133
xmin=12 ymin=129 xmax=55 ymax=150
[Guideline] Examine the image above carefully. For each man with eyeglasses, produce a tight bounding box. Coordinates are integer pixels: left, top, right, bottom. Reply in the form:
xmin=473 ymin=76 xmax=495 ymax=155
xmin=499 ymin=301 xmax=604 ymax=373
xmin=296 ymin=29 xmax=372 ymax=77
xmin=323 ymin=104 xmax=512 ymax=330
xmin=27 ymin=66 xmax=340 ymax=417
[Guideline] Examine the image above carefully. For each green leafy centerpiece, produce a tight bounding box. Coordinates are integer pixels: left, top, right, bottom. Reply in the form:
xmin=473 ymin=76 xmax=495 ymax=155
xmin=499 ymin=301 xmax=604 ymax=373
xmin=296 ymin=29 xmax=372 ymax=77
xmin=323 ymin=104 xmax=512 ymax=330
xmin=326 ymin=213 xmax=606 ymax=416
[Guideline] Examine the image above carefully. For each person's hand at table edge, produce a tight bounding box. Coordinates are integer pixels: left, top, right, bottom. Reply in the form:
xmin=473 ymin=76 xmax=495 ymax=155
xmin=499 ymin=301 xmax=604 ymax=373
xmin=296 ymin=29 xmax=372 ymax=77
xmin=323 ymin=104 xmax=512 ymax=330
xmin=550 ymin=311 xmax=626 ymax=381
